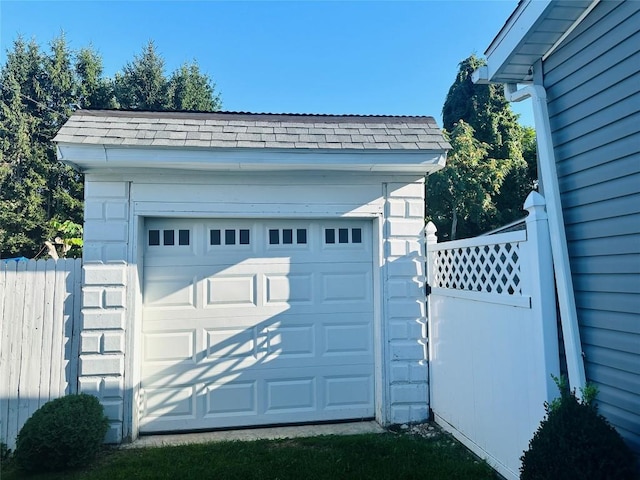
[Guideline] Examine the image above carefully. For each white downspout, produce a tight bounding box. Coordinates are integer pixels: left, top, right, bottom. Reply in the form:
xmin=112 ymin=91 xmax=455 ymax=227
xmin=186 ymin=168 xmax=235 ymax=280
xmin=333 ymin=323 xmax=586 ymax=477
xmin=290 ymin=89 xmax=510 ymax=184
xmin=504 ymin=82 xmax=587 ymax=397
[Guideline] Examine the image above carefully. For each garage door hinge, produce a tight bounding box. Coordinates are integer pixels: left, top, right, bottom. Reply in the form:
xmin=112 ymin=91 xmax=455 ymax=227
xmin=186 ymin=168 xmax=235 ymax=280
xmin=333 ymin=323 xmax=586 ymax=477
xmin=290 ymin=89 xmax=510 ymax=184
xmin=425 ymin=284 xmax=432 ymax=296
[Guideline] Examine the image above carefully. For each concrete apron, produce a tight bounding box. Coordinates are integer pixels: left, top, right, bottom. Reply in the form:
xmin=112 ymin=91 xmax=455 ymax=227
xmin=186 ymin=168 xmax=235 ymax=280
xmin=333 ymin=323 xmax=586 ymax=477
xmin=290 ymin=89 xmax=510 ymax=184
xmin=125 ymin=421 xmax=385 ymax=449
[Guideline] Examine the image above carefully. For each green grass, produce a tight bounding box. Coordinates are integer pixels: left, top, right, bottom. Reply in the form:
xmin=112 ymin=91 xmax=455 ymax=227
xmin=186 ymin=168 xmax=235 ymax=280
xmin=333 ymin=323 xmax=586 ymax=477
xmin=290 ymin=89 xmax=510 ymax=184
xmin=1 ymin=432 xmax=497 ymax=479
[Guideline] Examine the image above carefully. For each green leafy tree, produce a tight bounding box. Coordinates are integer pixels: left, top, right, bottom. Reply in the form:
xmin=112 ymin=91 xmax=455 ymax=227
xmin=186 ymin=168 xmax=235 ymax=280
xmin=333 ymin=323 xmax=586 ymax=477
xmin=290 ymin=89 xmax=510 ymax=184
xmin=432 ymin=54 xmax=537 ymax=239
xmin=427 ymin=121 xmax=509 ymax=240
xmin=44 ymin=219 xmax=83 ymax=259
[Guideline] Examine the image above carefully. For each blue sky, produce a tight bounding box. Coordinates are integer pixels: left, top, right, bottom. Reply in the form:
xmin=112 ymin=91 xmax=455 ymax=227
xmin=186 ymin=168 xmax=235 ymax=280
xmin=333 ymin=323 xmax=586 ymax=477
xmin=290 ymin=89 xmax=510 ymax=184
xmin=1 ymin=1 xmax=533 ymax=127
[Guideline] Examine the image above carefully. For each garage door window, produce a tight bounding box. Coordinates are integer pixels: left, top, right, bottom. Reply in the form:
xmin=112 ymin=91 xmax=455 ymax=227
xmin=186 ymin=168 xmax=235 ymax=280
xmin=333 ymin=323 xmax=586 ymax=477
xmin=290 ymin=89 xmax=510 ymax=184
xmin=210 ymin=228 xmax=251 ymax=246
xmin=148 ymin=229 xmax=191 ymax=246
xmin=268 ymin=228 xmax=307 ymax=245
xmin=324 ymin=228 xmax=362 ymax=244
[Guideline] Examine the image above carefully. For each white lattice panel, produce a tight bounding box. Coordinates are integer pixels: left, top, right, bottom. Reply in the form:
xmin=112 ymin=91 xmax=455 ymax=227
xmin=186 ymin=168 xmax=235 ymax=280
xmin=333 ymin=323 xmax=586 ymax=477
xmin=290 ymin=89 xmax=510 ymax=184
xmin=430 ymin=242 xmax=522 ymax=295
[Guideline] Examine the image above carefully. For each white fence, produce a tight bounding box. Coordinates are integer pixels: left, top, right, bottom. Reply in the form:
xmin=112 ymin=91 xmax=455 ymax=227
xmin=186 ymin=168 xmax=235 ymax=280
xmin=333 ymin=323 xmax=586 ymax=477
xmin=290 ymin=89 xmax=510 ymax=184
xmin=426 ymin=192 xmax=561 ymax=480
xmin=0 ymin=258 xmax=82 ymax=451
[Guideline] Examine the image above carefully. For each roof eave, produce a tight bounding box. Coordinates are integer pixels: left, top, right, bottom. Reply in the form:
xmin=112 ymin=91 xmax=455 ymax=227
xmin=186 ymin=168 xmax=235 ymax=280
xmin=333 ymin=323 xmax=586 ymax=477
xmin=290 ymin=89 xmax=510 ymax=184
xmin=56 ymin=143 xmax=448 ymax=175
xmin=484 ymin=0 xmax=594 ymax=84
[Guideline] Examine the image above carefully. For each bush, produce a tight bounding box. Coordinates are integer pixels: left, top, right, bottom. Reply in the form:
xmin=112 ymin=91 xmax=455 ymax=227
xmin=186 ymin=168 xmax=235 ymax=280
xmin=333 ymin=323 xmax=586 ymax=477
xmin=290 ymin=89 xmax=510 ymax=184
xmin=14 ymin=393 xmax=109 ymax=472
xmin=520 ymin=376 xmax=637 ymax=480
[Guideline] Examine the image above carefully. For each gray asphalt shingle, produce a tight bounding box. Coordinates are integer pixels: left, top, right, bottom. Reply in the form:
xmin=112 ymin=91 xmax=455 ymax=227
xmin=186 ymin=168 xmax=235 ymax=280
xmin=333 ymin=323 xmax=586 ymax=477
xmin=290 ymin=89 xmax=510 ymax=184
xmin=54 ymin=110 xmax=450 ymax=151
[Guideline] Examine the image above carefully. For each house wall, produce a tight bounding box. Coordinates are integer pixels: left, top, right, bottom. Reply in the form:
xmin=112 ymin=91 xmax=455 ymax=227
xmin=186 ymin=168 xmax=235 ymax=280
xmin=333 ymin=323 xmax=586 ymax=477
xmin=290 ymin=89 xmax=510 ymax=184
xmin=543 ymin=0 xmax=640 ymax=452
xmin=79 ymin=170 xmax=429 ymax=442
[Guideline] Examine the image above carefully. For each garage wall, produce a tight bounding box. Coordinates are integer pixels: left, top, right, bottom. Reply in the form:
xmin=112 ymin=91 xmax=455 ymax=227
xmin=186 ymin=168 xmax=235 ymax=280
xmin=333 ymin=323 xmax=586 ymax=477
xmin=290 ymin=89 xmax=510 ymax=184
xmin=80 ymin=180 xmax=130 ymax=443
xmin=384 ymin=182 xmax=429 ymax=424
xmin=80 ymin=171 xmax=429 ymax=441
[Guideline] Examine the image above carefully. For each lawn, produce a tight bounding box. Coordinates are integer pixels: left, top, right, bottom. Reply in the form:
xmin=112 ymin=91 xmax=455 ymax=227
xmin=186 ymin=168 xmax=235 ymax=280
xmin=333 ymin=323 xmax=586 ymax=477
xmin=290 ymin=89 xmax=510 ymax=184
xmin=1 ymin=431 xmax=497 ymax=479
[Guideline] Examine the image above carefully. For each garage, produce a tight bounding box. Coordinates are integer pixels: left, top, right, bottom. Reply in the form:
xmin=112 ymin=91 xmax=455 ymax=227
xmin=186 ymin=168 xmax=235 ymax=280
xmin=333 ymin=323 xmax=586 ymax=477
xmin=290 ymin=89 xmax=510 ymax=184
xmin=140 ymin=218 xmax=374 ymax=432
xmin=54 ymin=109 xmax=449 ymax=442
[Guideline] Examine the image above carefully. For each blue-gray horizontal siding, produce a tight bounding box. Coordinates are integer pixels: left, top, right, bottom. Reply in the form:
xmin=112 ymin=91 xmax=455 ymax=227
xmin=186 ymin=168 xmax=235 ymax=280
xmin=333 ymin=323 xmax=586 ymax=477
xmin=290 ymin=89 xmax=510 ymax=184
xmin=544 ymin=0 xmax=640 ymax=453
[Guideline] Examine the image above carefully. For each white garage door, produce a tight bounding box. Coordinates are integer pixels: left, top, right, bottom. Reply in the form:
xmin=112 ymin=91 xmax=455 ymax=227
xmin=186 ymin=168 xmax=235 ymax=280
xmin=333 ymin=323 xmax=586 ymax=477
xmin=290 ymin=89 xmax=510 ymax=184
xmin=140 ymin=218 xmax=375 ymax=433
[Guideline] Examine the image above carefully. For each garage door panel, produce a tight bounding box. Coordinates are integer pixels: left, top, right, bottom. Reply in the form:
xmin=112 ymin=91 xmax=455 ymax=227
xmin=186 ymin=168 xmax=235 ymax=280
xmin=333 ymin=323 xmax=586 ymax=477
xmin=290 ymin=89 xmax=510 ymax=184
xmin=142 ymin=356 xmax=375 ymax=388
xmin=143 ymin=275 xmax=197 ymax=308
xmin=266 ymin=324 xmax=315 ymax=357
xmin=265 ymin=378 xmax=316 ymax=413
xmin=264 ymin=273 xmax=313 ymax=305
xmin=145 ymin=303 xmax=371 ymax=319
xmin=325 ymin=374 xmax=374 ymax=408
xmin=323 ymin=322 xmax=372 ymax=355
xmin=143 ymin=315 xmax=372 ymax=364
xmin=206 ymin=327 xmax=256 ymax=358
xmin=321 ymin=272 xmax=371 ymax=303
xmin=141 ymin=218 xmax=375 ymax=432
xmin=206 ymin=275 xmax=257 ymax=307
xmin=143 ymin=330 xmax=196 ymax=363
xmin=142 ymin=385 xmax=197 ymax=420
xmin=205 ymin=381 xmax=258 ymax=417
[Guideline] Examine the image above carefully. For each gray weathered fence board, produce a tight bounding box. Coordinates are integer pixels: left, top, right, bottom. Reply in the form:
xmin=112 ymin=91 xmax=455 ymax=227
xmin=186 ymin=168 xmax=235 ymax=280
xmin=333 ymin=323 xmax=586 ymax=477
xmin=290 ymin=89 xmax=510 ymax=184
xmin=0 ymin=259 xmax=81 ymax=451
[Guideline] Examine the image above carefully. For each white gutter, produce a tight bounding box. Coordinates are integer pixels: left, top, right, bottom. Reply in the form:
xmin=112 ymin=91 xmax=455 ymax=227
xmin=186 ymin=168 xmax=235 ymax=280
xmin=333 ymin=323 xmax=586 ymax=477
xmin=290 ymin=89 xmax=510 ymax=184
xmin=504 ymin=82 xmax=587 ymax=397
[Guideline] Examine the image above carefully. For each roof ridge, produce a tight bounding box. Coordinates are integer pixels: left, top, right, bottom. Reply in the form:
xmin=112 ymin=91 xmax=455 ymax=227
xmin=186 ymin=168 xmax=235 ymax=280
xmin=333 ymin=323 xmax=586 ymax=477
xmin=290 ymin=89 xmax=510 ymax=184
xmin=71 ymin=109 xmax=435 ymax=123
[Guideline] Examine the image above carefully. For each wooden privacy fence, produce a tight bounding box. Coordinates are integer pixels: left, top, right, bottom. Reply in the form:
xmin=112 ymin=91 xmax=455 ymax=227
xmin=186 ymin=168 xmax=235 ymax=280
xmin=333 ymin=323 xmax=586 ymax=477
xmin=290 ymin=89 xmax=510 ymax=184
xmin=0 ymin=259 xmax=82 ymax=450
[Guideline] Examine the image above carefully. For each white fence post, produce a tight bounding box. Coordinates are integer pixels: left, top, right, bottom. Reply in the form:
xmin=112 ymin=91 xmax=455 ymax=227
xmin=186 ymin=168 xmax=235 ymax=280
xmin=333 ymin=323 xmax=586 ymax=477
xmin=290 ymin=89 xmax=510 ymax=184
xmin=424 ymin=221 xmax=437 ymax=418
xmin=522 ymin=191 xmax=560 ymax=401
xmin=424 ymin=221 xmax=437 ymax=289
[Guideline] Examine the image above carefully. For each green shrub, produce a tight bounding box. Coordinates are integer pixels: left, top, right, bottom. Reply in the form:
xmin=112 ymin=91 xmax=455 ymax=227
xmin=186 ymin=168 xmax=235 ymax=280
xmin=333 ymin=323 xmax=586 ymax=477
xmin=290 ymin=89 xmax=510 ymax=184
xmin=14 ymin=393 xmax=109 ymax=472
xmin=520 ymin=376 xmax=637 ymax=480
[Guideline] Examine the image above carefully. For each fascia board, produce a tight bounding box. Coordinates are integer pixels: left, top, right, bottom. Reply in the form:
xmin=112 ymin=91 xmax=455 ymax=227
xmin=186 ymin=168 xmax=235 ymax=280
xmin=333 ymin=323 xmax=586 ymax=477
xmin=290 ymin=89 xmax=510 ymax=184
xmin=56 ymin=143 xmax=448 ymax=175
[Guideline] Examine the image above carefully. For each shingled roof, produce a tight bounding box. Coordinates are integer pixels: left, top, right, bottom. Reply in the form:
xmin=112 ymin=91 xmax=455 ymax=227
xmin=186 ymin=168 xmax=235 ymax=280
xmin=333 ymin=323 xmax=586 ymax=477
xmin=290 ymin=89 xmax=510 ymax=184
xmin=54 ymin=110 xmax=450 ymax=151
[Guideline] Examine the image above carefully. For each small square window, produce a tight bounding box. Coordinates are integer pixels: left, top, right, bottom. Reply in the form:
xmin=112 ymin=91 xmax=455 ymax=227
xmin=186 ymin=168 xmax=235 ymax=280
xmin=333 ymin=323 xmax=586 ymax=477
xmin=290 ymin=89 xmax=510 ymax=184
xmin=178 ymin=230 xmax=190 ymax=246
xmin=325 ymin=229 xmax=335 ymax=244
xmin=148 ymin=230 xmax=160 ymax=246
xmin=283 ymin=229 xmax=293 ymax=244
xmin=297 ymin=229 xmax=307 ymax=244
xmin=239 ymin=229 xmax=250 ymax=245
xmin=269 ymin=229 xmax=279 ymax=245
xmin=225 ymin=229 xmax=236 ymax=245
xmin=352 ymin=228 xmax=362 ymax=244
xmin=163 ymin=230 xmax=175 ymax=246
xmin=338 ymin=228 xmax=349 ymax=243
xmin=210 ymin=229 xmax=221 ymax=245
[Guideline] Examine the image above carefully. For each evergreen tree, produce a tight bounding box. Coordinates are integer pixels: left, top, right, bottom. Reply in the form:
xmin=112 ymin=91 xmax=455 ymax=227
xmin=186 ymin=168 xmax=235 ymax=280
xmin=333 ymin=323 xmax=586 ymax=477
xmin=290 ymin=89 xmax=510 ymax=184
xmin=0 ymin=38 xmax=55 ymax=256
xmin=1 ymin=35 xmax=222 ymax=257
xmin=75 ymin=47 xmax=116 ymax=109
xmin=168 ymin=62 xmax=221 ymax=111
xmin=431 ymin=54 xmax=537 ymax=239
xmin=114 ymin=41 xmax=168 ymax=110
